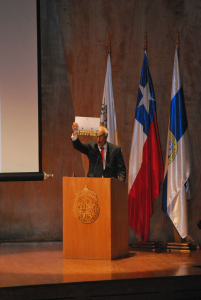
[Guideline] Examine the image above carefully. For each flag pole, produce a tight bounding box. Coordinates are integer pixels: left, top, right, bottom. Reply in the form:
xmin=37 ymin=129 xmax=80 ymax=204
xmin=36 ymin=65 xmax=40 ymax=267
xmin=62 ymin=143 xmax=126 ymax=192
xmin=144 ymin=32 xmax=147 ymax=50
xmin=176 ymin=32 xmax=179 ymax=49
xmin=173 ymin=31 xmax=183 ymax=244
xmin=172 ymin=32 xmax=195 ymax=247
xmin=107 ymin=32 xmax=111 ymax=55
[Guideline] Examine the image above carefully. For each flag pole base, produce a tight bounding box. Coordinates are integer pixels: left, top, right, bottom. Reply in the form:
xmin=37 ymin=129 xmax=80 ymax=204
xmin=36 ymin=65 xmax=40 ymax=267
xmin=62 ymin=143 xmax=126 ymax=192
xmin=166 ymin=242 xmax=196 ymax=253
xmin=167 ymin=227 xmax=196 ymax=253
xmin=173 ymin=227 xmax=194 ymax=243
xmin=129 ymin=242 xmax=163 ymax=252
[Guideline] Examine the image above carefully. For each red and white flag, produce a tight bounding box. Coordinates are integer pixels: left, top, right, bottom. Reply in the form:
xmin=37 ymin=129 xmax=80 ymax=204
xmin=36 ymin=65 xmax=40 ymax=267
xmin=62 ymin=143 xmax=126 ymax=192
xmin=128 ymin=51 xmax=163 ymax=243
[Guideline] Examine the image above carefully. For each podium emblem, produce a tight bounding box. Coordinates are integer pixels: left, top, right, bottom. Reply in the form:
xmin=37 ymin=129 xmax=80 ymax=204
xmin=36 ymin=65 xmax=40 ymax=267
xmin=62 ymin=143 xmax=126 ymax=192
xmin=73 ymin=185 xmax=100 ymax=223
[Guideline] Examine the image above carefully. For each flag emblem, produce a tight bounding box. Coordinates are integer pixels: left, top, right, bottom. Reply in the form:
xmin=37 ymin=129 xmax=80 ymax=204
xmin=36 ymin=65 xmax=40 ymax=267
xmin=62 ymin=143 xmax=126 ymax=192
xmin=168 ymin=131 xmax=178 ymax=164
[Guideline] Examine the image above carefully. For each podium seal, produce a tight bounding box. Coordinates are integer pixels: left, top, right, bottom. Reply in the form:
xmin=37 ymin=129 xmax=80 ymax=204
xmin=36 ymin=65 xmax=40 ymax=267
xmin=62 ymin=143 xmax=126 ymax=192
xmin=73 ymin=185 xmax=100 ymax=224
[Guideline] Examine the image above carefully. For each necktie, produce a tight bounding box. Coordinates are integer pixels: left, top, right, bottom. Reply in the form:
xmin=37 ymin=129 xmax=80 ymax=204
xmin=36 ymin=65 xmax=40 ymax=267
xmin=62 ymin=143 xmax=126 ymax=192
xmin=100 ymin=146 xmax=104 ymax=165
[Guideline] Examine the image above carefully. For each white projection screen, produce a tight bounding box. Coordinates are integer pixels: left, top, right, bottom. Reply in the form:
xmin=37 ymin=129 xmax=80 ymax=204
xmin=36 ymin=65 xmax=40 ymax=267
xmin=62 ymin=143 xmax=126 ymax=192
xmin=0 ymin=0 xmax=43 ymax=181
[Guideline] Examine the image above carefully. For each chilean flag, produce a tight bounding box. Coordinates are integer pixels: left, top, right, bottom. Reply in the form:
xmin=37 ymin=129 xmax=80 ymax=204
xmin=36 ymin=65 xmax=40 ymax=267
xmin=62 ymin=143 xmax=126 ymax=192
xmin=128 ymin=51 xmax=163 ymax=243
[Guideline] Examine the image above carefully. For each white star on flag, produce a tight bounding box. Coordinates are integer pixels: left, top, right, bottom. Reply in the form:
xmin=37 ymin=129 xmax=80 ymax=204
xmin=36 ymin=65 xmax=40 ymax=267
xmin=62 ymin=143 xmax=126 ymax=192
xmin=138 ymin=80 xmax=155 ymax=113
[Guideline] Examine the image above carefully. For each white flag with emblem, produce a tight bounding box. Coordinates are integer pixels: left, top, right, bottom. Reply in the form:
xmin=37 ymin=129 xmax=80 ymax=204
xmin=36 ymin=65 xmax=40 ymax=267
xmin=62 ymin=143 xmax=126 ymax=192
xmin=162 ymin=47 xmax=192 ymax=238
xmin=100 ymin=54 xmax=119 ymax=145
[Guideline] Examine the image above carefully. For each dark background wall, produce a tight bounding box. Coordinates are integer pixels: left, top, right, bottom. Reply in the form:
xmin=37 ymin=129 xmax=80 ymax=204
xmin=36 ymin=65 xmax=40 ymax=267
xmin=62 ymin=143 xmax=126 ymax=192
xmin=0 ymin=0 xmax=200 ymax=245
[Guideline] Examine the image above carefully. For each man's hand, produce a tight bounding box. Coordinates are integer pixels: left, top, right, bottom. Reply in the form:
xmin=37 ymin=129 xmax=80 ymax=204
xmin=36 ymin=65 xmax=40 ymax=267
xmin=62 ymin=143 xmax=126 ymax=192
xmin=72 ymin=122 xmax=78 ymax=134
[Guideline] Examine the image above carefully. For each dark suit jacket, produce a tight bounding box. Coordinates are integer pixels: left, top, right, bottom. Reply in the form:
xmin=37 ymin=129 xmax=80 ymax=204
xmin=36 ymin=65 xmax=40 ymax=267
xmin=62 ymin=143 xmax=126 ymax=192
xmin=72 ymin=138 xmax=126 ymax=182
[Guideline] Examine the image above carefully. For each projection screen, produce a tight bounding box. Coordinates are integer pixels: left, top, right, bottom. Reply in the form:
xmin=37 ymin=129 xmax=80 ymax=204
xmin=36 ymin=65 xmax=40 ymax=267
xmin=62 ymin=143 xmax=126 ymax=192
xmin=0 ymin=0 xmax=43 ymax=181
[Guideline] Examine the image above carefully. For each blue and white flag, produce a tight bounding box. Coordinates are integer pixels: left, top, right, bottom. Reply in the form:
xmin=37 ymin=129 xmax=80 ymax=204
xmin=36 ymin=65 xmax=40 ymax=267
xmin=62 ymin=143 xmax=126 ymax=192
xmin=162 ymin=47 xmax=192 ymax=238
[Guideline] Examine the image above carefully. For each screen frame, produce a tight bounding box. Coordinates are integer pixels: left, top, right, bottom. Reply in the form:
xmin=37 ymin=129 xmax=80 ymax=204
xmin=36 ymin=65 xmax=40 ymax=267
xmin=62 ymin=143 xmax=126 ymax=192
xmin=0 ymin=0 xmax=43 ymax=182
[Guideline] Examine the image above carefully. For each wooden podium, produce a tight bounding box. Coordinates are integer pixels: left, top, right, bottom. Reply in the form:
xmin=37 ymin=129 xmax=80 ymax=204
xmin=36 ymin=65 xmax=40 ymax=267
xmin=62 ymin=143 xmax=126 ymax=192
xmin=63 ymin=177 xmax=128 ymax=260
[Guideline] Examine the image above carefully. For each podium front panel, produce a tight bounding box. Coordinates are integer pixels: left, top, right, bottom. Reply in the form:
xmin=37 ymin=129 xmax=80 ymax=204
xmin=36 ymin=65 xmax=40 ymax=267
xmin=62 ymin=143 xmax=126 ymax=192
xmin=63 ymin=177 xmax=128 ymax=260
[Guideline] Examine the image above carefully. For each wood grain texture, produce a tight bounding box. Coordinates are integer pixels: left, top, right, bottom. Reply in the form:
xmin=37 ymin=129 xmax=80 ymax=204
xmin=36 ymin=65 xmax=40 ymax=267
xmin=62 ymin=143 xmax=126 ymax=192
xmin=63 ymin=177 xmax=128 ymax=259
xmin=1 ymin=242 xmax=201 ymax=292
xmin=111 ymin=178 xmax=129 ymax=258
xmin=0 ymin=0 xmax=201 ymax=246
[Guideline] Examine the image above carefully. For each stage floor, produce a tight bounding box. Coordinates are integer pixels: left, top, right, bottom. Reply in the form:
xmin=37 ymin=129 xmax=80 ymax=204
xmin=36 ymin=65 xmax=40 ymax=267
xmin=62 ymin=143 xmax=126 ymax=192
xmin=0 ymin=242 xmax=201 ymax=288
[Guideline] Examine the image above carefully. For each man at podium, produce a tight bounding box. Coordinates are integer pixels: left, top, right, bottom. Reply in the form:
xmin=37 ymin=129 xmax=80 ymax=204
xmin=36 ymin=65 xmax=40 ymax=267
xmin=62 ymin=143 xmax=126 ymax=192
xmin=71 ymin=122 xmax=126 ymax=182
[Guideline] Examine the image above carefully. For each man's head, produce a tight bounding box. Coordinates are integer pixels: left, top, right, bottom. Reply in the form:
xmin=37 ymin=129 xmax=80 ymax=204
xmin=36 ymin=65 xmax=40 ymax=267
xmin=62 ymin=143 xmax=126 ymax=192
xmin=95 ymin=126 xmax=108 ymax=147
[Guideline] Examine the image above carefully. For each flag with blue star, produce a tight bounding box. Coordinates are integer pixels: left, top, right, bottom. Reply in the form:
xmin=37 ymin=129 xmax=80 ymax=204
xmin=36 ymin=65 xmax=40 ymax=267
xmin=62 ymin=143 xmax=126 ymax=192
xmin=128 ymin=51 xmax=163 ymax=243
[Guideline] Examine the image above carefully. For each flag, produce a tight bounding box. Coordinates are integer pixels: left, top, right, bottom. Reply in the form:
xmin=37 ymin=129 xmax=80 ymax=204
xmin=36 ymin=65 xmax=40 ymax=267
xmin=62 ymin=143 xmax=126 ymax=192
xmin=162 ymin=46 xmax=192 ymax=238
xmin=100 ymin=54 xmax=119 ymax=145
xmin=128 ymin=51 xmax=164 ymax=243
